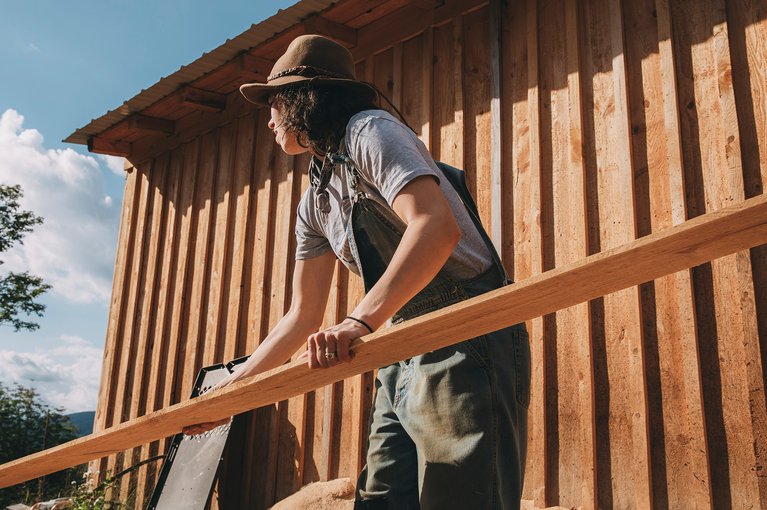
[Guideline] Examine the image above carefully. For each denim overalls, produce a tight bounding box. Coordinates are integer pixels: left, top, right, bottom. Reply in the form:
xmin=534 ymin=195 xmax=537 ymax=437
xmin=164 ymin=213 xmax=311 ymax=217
xmin=324 ymin=154 xmax=530 ymax=510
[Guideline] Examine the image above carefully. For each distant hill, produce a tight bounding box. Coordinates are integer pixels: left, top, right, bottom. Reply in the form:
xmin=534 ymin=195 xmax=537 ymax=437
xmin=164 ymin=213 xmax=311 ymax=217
xmin=66 ymin=411 xmax=95 ymax=437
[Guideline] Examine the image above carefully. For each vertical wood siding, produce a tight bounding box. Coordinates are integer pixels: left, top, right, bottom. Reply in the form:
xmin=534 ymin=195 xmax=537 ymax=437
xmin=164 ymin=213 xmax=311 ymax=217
xmin=93 ymin=1 xmax=767 ymax=507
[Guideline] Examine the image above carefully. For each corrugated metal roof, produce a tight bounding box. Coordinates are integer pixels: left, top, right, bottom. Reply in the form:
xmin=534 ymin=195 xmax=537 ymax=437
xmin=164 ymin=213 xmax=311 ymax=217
xmin=64 ymin=0 xmax=337 ymax=145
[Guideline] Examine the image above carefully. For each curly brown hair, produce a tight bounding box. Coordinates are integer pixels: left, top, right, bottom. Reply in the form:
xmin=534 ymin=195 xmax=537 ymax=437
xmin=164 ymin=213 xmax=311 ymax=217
xmin=269 ymin=82 xmax=379 ymax=156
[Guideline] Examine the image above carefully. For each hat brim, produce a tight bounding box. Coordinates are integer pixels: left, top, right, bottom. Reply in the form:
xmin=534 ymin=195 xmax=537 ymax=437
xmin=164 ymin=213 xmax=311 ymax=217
xmin=240 ymin=75 xmax=378 ymax=106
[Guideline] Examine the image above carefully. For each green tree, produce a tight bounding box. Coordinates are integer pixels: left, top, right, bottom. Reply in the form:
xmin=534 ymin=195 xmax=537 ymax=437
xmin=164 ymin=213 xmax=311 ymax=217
xmin=0 ymin=382 xmax=83 ymax=508
xmin=0 ymin=184 xmax=51 ymax=331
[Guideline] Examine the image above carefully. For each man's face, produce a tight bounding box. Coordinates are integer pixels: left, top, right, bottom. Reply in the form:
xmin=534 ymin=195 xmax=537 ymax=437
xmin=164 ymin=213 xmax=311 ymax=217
xmin=268 ymin=105 xmax=308 ymax=156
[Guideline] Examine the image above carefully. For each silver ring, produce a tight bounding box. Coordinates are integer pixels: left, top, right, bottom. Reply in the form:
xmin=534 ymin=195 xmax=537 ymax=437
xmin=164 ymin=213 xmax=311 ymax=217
xmin=325 ymin=352 xmax=337 ymax=361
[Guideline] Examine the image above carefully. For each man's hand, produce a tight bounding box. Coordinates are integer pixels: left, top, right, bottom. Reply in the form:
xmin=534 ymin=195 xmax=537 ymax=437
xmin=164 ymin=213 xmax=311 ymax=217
xmin=181 ymin=375 xmax=236 ymax=436
xmin=306 ymin=318 xmax=369 ymax=369
xmin=182 ymin=417 xmax=231 ymax=436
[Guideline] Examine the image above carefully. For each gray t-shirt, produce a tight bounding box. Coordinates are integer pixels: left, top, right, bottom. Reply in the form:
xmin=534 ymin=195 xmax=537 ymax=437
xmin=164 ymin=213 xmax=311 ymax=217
xmin=295 ymin=109 xmax=492 ymax=280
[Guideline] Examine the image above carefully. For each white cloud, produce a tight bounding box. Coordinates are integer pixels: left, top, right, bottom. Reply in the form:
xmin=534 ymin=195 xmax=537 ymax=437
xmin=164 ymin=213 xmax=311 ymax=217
xmin=28 ymin=43 xmax=41 ymax=53
xmin=0 ymin=335 xmax=102 ymax=412
xmin=98 ymin=154 xmax=126 ymax=177
xmin=0 ymin=109 xmax=121 ymax=304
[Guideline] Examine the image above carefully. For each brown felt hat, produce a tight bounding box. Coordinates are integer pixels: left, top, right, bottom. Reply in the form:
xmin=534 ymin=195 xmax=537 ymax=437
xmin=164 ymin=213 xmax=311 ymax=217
xmin=240 ymin=35 xmax=378 ymax=106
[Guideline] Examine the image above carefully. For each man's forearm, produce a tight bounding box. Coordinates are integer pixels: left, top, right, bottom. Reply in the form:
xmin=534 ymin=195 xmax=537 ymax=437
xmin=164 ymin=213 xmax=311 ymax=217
xmin=351 ymin=214 xmax=460 ymax=330
xmin=220 ymin=310 xmax=318 ymax=384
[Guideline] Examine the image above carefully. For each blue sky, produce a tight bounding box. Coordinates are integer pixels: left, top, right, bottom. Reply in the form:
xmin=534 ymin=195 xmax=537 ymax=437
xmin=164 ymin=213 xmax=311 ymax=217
xmin=0 ymin=0 xmax=296 ymax=412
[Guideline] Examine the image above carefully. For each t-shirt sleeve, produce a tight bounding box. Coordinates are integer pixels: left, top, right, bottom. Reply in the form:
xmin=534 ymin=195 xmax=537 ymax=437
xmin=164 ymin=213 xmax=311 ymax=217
xmin=294 ymin=191 xmax=332 ymax=260
xmin=346 ymin=115 xmax=440 ymax=205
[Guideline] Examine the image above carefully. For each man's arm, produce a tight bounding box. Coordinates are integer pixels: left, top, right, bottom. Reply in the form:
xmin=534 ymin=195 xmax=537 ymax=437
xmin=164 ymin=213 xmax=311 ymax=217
xmin=183 ymin=251 xmax=336 ymax=434
xmin=306 ymin=175 xmax=461 ymax=368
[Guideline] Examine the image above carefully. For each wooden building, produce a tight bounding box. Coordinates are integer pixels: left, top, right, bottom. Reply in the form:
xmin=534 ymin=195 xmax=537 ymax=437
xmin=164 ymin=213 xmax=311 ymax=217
xmin=64 ymin=0 xmax=767 ymax=508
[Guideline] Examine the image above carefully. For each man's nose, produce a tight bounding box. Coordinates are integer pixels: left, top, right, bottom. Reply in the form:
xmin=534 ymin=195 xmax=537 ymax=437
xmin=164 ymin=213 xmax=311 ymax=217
xmin=268 ymin=119 xmax=276 ymax=130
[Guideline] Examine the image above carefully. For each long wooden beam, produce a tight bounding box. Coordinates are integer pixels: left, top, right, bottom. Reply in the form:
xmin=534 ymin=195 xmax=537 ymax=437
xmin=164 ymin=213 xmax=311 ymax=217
xmin=179 ymin=87 xmax=228 ymax=112
xmin=127 ymin=114 xmax=175 ymax=135
xmin=87 ymin=136 xmax=131 ymax=157
xmin=2 ymin=193 xmax=766 ymax=488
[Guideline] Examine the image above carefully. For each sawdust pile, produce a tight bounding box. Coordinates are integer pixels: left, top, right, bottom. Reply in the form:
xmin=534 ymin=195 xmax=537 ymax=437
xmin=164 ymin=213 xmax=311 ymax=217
xmin=269 ymin=478 xmax=355 ymax=510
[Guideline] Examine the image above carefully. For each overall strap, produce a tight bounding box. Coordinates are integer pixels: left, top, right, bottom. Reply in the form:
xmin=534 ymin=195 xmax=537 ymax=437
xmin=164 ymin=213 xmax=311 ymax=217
xmin=434 ymin=161 xmax=510 ymax=285
xmin=332 ymin=150 xmax=510 ymax=285
xmin=327 ymin=151 xmax=368 ymax=202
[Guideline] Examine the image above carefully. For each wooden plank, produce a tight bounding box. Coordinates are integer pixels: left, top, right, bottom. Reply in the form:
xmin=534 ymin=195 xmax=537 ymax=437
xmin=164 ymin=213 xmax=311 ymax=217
xmin=318 ymin=262 xmax=342 ymax=481
xmin=582 ymin=0 xmax=652 ymax=506
xmin=180 ymin=86 xmax=227 ymax=112
xmin=623 ymin=0 xmax=712 ymax=507
xmin=88 ymin=136 xmax=131 ymax=157
xmin=103 ymin=163 xmax=152 ymax=500
xmin=488 ymin=0 xmax=502 ymax=257
xmin=526 ymin=0 xmax=548 ymax=505
xmin=127 ymin=114 xmax=175 ymax=135
xmin=163 ymin=139 xmax=200 ymax=409
xmin=421 ymin=29 xmax=433 ymax=149
xmin=463 ymin=7 xmax=493 ymax=235
xmin=399 ymin=31 xmax=430 ymax=144
xmin=137 ymin=146 xmax=183 ymax=503
xmin=2 ymin=191 xmax=767 ymax=488
xmin=301 ymin=389 xmax=320 ymax=484
xmin=179 ymin=130 xmax=218 ymax=399
xmin=223 ymin=114 xmax=257 ymax=362
xmin=725 ymin=5 xmax=767 ymax=504
xmin=128 ymin=156 xmax=168 ymax=419
xmin=93 ymin=166 xmax=140 ymax=426
xmin=202 ymin=122 xmax=237 ymax=367
xmin=338 ymin=260 xmax=365 ymax=479
xmin=505 ymin=0 xmax=545 ymax=504
xmin=391 ymin=42 xmax=403 ymax=112
xmin=543 ymin=0 xmax=596 ymax=506
xmin=431 ymin=18 xmax=464 ymax=167
xmin=89 ymin=167 xmax=139 ymax=480
xmin=725 ymin=0 xmax=767 ymax=197
xmin=372 ymin=49 xmax=394 ymax=109
xmin=276 ymin=153 xmax=311 ymax=497
xmin=536 ymin=0 xmax=564 ymax=505
xmin=124 ymin=153 xmax=169 ymax=506
xmin=245 ymin=109 xmax=277 ymax=352
xmin=319 ymin=382 xmax=337 ymax=481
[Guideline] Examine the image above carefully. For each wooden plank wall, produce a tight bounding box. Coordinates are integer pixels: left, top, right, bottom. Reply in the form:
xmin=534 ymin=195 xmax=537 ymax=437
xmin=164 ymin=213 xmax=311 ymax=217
xmin=92 ymin=0 xmax=767 ymax=508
